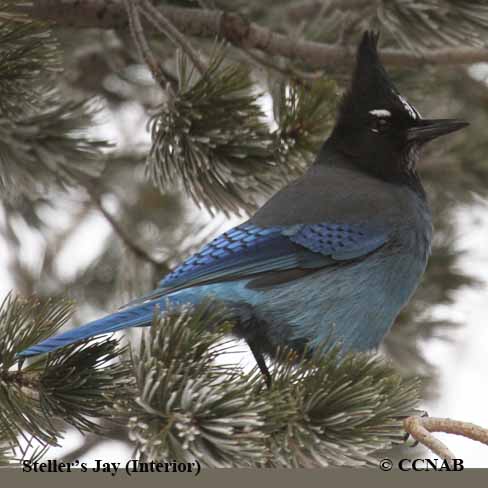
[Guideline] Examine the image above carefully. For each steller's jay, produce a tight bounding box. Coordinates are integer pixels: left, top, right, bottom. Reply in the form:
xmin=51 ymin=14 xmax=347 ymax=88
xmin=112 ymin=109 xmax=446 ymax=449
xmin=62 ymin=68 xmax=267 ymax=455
xmin=19 ymin=32 xmax=468 ymax=386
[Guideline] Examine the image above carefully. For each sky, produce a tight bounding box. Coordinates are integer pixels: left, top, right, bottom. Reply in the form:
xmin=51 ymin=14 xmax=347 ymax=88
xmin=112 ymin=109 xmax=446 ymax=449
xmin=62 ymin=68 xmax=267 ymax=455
xmin=418 ymin=203 xmax=488 ymax=467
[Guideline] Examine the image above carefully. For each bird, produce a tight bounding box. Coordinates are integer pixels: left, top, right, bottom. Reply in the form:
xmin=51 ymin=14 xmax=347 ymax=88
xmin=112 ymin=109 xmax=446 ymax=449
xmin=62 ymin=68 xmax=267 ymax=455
xmin=18 ymin=32 xmax=468 ymax=387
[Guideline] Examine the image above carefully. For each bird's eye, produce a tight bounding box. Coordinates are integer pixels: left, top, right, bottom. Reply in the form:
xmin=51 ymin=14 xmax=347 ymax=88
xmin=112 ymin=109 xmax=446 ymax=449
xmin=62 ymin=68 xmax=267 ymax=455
xmin=370 ymin=117 xmax=390 ymax=134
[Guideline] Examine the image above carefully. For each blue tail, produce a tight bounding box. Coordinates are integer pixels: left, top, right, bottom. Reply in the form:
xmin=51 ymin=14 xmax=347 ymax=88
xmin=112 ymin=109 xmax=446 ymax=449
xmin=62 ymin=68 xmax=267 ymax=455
xmin=18 ymin=299 xmax=163 ymax=357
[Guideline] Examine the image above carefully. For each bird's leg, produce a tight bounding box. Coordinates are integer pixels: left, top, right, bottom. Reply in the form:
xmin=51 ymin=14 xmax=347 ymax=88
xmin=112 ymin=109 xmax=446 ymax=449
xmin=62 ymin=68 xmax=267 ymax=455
xmin=402 ymin=410 xmax=429 ymax=447
xmin=247 ymin=339 xmax=272 ymax=389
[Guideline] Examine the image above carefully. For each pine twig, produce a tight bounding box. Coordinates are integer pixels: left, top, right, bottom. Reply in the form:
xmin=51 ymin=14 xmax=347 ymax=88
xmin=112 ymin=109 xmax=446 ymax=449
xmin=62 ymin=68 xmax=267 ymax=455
xmin=139 ymin=0 xmax=207 ymax=75
xmin=123 ymin=0 xmax=172 ymax=88
xmin=404 ymin=416 xmax=488 ymax=463
xmin=240 ymin=46 xmax=323 ymax=82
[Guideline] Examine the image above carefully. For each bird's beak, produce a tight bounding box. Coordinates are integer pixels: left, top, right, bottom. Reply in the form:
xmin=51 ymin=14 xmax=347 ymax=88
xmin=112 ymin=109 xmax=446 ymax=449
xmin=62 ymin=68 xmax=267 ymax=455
xmin=407 ymin=119 xmax=469 ymax=143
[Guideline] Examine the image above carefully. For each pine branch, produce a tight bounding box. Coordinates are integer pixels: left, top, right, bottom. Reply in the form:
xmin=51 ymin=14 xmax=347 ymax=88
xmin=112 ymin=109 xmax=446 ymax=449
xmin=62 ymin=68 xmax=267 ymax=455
xmin=0 ymin=15 xmax=60 ymax=117
xmin=261 ymin=347 xmax=421 ymax=467
xmin=147 ymin=47 xmax=276 ymax=215
xmin=115 ymin=301 xmax=421 ymax=468
xmin=0 ymin=99 xmax=108 ymax=203
xmin=0 ymin=0 xmax=483 ymax=469
xmin=0 ymin=12 xmax=111 ymax=202
xmin=0 ymin=294 xmax=74 ymax=368
xmin=33 ymin=339 xmax=132 ymax=434
xmin=404 ymin=416 xmax=488 ymax=464
xmin=0 ymin=293 xmax=133 ymax=452
xmin=17 ymin=1 xmax=488 ymax=68
xmin=0 ymin=294 xmax=73 ymax=446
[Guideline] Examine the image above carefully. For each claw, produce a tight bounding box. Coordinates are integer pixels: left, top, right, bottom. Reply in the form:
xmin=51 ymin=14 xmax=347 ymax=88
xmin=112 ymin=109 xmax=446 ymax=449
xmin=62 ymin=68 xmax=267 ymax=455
xmin=247 ymin=339 xmax=272 ymax=390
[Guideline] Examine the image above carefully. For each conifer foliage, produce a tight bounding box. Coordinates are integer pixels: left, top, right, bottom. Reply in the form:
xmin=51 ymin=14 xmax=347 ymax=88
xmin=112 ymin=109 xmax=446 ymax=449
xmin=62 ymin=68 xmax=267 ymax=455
xmin=0 ymin=0 xmax=486 ymax=466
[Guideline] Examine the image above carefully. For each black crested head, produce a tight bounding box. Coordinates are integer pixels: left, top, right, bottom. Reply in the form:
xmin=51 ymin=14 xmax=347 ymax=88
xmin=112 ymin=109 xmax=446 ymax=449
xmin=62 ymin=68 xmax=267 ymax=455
xmin=341 ymin=32 xmax=415 ymax=122
xmin=327 ymin=31 xmax=468 ymax=193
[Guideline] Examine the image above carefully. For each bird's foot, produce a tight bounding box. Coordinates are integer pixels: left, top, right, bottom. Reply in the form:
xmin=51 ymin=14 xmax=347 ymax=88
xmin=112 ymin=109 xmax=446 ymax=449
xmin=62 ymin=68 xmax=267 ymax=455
xmin=400 ymin=410 xmax=429 ymax=447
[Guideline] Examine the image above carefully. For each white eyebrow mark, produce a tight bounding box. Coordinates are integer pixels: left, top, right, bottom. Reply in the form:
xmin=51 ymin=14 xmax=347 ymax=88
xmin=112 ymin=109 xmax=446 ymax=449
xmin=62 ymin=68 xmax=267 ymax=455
xmin=369 ymin=109 xmax=391 ymax=117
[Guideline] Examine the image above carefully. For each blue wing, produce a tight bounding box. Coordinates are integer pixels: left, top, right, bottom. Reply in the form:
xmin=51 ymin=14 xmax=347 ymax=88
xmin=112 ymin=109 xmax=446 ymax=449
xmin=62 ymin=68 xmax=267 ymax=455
xmin=137 ymin=222 xmax=388 ymax=298
xmin=18 ymin=222 xmax=388 ymax=357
